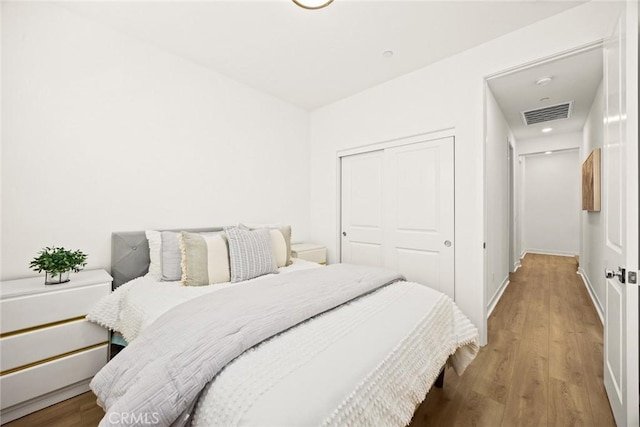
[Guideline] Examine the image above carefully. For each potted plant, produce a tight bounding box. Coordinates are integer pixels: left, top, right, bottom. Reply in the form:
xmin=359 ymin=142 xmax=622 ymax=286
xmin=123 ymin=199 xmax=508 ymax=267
xmin=29 ymin=246 xmax=88 ymax=285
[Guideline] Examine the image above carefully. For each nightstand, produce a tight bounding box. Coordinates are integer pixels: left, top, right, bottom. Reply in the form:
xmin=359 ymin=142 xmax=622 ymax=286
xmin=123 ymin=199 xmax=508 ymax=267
xmin=291 ymin=243 xmax=327 ymax=265
xmin=0 ymin=270 xmax=111 ymax=423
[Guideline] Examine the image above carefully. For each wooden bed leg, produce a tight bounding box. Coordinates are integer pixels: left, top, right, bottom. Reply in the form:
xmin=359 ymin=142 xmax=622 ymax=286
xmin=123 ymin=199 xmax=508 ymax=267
xmin=434 ymin=368 xmax=445 ymax=388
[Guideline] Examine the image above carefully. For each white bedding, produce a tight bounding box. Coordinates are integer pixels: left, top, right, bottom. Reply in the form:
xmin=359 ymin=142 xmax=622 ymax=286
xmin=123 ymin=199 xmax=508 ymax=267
xmin=88 ymin=261 xmax=478 ymax=426
xmin=87 ymin=258 xmax=321 ymax=344
xmin=193 ymin=281 xmax=477 ymax=427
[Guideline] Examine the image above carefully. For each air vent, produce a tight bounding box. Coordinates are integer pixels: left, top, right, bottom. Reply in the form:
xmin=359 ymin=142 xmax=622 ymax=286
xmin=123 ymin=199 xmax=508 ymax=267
xmin=521 ymin=101 xmax=573 ymax=125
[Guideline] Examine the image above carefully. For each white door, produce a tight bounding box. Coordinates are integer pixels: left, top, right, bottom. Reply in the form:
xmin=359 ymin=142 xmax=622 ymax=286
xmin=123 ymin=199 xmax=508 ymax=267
xmin=602 ymin=9 xmax=639 ymax=427
xmin=340 ymin=150 xmax=384 ymax=268
xmin=340 ymin=137 xmax=455 ymax=298
xmin=384 ymin=139 xmax=454 ymax=297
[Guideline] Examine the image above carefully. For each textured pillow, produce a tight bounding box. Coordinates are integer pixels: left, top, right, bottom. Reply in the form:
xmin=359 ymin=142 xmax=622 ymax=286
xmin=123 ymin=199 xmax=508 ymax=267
xmin=145 ymin=230 xmax=162 ymax=280
xmin=179 ymin=231 xmax=230 ymax=286
xmin=225 ymin=227 xmax=278 ymax=283
xmin=161 ymin=231 xmax=182 ymax=281
xmin=242 ymin=224 xmax=293 ymax=266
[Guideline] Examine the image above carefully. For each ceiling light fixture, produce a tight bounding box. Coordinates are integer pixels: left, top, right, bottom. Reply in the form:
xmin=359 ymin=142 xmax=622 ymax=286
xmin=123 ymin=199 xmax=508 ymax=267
xmin=383 ymin=50 xmax=394 ymax=58
xmin=540 ymin=97 xmax=550 ymax=102
xmin=292 ymin=0 xmax=334 ymax=10
xmin=545 ymin=151 xmax=552 ymax=155
xmin=542 ymin=127 xmax=553 ymax=133
xmin=536 ymin=76 xmax=553 ymax=86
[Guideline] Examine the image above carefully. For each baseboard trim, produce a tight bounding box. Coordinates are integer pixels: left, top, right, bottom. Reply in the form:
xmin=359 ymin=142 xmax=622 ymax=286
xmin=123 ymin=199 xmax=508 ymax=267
xmin=487 ymin=276 xmax=510 ymax=318
xmin=512 ymin=261 xmax=521 ymax=273
xmin=577 ymin=268 xmax=604 ymax=324
xmin=522 ymin=249 xmax=578 ymax=258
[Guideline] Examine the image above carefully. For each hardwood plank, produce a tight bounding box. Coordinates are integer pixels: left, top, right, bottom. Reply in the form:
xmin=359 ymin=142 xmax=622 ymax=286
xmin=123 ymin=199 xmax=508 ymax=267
xmin=577 ymin=333 xmax=617 ymax=427
xmin=472 ymin=328 xmax=520 ymax=405
xmin=452 ymin=390 xmax=505 ymax=427
xmin=548 ymin=378 xmax=594 ymax=427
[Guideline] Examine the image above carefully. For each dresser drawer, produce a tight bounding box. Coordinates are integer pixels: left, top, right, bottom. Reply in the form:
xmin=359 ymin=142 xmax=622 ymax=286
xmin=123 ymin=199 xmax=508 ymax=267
xmin=0 ymin=344 xmax=107 ymax=409
xmin=1 ymin=319 xmax=108 ymax=373
xmin=0 ymin=283 xmax=110 ymax=334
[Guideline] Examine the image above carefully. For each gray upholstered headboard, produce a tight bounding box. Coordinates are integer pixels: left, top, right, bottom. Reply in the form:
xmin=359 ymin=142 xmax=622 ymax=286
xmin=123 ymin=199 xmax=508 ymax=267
xmin=111 ymin=227 xmax=226 ymax=288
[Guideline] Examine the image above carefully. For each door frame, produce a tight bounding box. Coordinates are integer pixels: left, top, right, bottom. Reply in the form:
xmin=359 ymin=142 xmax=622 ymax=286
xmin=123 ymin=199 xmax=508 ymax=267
xmin=483 ymin=41 xmax=605 ymax=348
xmin=335 ymin=128 xmax=455 ymax=263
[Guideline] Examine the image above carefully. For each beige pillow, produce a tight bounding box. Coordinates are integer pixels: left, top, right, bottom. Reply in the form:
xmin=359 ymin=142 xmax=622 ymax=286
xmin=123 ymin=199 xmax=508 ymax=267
xmin=269 ymin=229 xmax=287 ymax=267
xmin=179 ymin=231 xmax=230 ymax=286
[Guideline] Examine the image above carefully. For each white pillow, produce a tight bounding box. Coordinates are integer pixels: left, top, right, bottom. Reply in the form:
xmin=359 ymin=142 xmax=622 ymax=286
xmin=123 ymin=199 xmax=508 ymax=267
xmin=145 ymin=230 xmax=162 ymax=280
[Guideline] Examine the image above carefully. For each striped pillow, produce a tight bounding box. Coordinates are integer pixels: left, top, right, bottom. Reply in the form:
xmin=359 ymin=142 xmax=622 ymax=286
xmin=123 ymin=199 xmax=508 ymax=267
xmin=161 ymin=231 xmax=183 ymax=281
xmin=225 ymin=227 xmax=278 ymax=283
xmin=242 ymin=224 xmax=293 ymax=266
xmin=179 ymin=232 xmax=230 ymax=286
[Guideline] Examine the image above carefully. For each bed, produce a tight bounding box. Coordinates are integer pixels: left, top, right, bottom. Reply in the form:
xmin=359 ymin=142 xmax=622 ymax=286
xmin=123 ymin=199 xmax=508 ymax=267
xmin=87 ymin=227 xmax=479 ymax=427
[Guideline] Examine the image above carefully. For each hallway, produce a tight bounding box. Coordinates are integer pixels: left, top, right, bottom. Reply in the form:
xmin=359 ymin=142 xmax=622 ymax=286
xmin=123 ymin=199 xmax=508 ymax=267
xmin=412 ymin=253 xmax=616 ymax=426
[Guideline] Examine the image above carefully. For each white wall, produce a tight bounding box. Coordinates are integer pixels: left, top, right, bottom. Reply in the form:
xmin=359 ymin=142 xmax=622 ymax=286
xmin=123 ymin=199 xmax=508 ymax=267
xmin=308 ymin=2 xmax=623 ymax=345
xmin=580 ymin=80 xmax=605 ymax=317
xmin=521 ymin=149 xmax=581 ymax=256
xmin=485 ymin=88 xmax=512 ymax=311
xmin=517 ymin=131 xmax=583 ymax=156
xmin=515 ymin=131 xmax=582 ymax=257
xmin=1 ymin=3 xmax=310 ymax=280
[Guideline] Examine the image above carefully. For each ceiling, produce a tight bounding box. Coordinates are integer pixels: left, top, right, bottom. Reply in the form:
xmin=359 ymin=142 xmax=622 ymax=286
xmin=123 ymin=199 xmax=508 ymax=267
xmin=488 ymin=47 xmax=603 ymax=141
xmin=58 ymin=0 xmax=587 ymax=110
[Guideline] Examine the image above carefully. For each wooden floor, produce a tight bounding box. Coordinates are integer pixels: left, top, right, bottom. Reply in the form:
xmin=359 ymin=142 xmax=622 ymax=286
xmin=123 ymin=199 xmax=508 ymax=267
xmin=411 ymin=253 xmax=615 ymax=427
xmin=3 ymin=391 xmax=103 ymax=427
xmin=5 ymin=254 xmax=614 ymax=427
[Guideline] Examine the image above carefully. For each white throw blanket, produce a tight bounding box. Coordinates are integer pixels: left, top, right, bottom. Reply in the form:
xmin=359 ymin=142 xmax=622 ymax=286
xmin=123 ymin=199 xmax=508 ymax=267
xmin=90 ymin=264 xmax=404 ymax=426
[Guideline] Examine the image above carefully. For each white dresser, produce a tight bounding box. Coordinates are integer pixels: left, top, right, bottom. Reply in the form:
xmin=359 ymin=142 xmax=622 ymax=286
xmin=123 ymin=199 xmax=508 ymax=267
xmin=0 ymin=270 xmax=111 ymax=423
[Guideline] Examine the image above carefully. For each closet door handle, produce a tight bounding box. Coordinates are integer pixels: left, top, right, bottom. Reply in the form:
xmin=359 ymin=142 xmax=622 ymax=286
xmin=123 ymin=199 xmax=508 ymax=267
xmin=444 ymin=240 xmax=452 ymax=247
xmin=342 ymin=231 xmax=347 ymax=237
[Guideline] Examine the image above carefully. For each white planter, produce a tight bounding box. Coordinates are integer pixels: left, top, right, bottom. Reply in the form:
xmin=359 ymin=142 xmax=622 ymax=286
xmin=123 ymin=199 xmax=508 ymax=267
xmin=45 ymin=271 xmax=70 ymax=285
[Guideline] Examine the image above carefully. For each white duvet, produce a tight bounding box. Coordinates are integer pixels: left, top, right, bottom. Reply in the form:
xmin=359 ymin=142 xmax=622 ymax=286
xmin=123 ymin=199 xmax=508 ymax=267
xmin=87 ymin=261 xmax=478 ymax=427
xmin=87 ymin=258 xmax=322 ymax=344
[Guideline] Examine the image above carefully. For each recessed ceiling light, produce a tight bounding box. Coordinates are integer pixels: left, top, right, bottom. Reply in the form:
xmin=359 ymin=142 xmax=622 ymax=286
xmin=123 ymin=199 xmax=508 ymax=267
xmin=383 ymin=50 xmax=394 ymax=58
xmin=536 ymin=76 xmax=553 ymax=86
xmin=540 ymin=97 xmax=550 ymax=101
xmin=542 ymin=127 xmax=553 ymax=133
xmin=545 ymin=151 xmax=552 ymax=155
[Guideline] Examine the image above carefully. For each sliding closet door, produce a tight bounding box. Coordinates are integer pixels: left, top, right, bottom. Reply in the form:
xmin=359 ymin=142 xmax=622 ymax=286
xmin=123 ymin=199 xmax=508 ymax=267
xmin=340 ymin=150 xmax=385 ymax=267
xmin=384 ymin=138 xmax=454 ymax=298
xmin=340 ymin=137 xmax=455 ymax=298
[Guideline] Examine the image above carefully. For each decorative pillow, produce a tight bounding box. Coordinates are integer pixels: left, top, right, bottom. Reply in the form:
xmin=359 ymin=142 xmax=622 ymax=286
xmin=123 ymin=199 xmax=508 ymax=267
xmin=161 ymin=231 xmax=182 ymax=281
xmin=179 ymin=231 xmax=230 ymax=286
xmin=242 ymin=224 xmax=293 ymax=266
xmin=145 ymin=230 xmax=162 ymax=280
xmin=269 ymin=229 xmax=287 ymax=267
xmin=225 ymin=227 xmax=278 ymax=283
